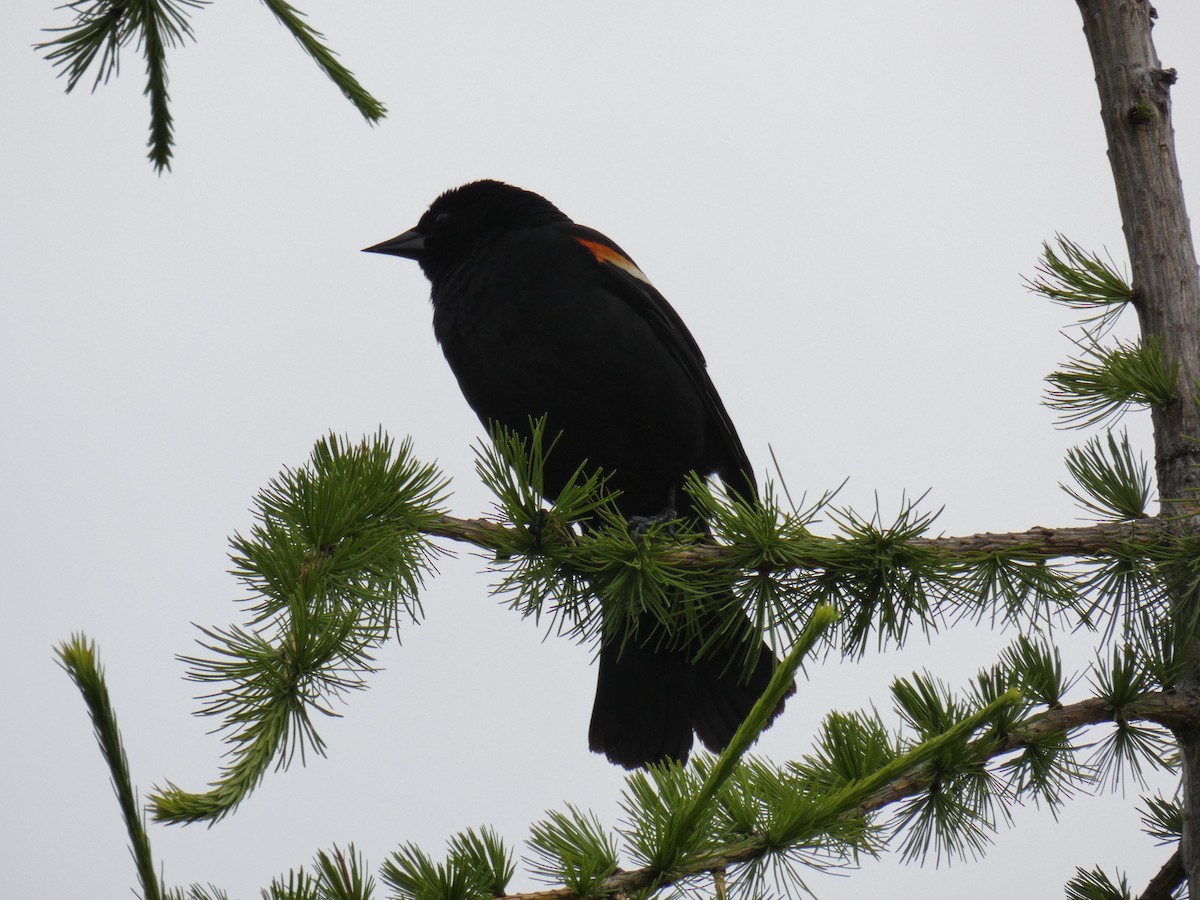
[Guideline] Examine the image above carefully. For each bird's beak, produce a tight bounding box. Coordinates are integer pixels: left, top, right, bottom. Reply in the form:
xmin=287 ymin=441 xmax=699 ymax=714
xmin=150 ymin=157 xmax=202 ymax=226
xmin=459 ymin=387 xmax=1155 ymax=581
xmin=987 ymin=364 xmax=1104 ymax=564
xmin=362 ymin=228 xmax=425 ymax=259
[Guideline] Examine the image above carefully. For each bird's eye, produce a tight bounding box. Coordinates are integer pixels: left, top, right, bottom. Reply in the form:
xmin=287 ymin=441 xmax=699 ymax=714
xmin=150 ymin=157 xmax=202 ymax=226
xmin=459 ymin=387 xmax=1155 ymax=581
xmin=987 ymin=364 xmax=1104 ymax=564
xmin=434 ymin=211 xmax=450 ymax=226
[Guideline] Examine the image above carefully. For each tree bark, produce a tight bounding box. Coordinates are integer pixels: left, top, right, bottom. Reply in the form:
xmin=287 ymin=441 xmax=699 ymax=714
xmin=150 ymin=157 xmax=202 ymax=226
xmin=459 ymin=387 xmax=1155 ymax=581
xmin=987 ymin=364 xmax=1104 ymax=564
xmin=1137 ymin=848 xmax=1185 ymax=900
xmin=1075 ymin=0 xmax=1200 ymax=497
xmin=1075 ymin=0 xmax=1200 ymax=893
xmin=425 ymin=513 xmax=1172 ymax=564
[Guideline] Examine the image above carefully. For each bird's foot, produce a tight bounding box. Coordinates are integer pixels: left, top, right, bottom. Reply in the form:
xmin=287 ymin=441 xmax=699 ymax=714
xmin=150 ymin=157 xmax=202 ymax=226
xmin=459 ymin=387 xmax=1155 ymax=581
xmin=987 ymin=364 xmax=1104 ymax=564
xmin=628 ymin=506 xmax=679 ymax=538
xmin=528 ymin=508 xmax=549 ymax=552
xmin=526 ymin=508 xmax=578 ymax=552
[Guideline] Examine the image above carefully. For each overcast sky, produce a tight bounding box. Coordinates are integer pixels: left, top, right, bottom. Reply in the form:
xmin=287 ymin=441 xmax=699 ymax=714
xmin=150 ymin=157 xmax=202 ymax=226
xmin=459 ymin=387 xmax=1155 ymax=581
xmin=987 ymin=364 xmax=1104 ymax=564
xmin=5 ymin=2 xmax=1200 ymax=897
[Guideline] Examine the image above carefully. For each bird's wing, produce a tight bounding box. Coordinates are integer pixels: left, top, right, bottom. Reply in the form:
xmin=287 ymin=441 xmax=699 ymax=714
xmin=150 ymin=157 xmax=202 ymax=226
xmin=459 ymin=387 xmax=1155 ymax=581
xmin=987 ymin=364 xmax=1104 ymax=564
xmin=567 ymin=224 xmax=757 ymax=501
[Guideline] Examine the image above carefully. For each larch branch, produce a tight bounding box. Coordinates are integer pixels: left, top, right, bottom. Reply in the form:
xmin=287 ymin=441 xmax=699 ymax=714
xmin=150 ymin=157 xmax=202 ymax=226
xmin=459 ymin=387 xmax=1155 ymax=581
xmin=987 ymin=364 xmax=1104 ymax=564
xmin=494 ymin=689 xmax=1200 ymax=900
xmin=1137 ymin=848 xmax=1185 ymax=900
xmin=422 ymin=513 xmax=1172 ymax=566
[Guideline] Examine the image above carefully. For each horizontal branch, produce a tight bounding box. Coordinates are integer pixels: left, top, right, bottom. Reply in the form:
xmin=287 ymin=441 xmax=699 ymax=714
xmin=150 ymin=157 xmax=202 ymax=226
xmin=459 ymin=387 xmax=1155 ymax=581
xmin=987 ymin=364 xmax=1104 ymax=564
xmin=423 ymin=514 xmax=1171 ymax=566
xmin=909 ymin=520 xmax=1169 ymax=556
xmin=496 ymin=688 xmax=1199 ymax=900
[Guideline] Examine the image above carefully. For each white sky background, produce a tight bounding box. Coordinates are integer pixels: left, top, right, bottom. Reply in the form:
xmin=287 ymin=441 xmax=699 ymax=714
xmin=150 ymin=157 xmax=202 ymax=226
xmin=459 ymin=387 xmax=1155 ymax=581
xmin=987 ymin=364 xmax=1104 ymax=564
xmin=4 ymin=1 xmax=1200 ymax=896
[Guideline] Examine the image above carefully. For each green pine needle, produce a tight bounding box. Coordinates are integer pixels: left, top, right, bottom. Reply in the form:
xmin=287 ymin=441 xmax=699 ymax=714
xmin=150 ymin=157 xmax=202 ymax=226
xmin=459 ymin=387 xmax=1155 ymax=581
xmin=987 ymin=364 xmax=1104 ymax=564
xmin=172 ymin=887 xmax=231 ymax=899
xmin=891 ymin=673 xmax=960 ymax=738
xmin=956 ymin=552 xmax=1082 ymax=631
xmin=1062 ymin=430 xmax=1153 ymax=522
xmin=997 ymin=636 xmax=1070 ymax=708
xmin=150 ymin=431 xmax=448 ymax=825
xmin=620 ymin=609 xmax=835 ymax=882
xmin=447 ymin=827 xmax=514 ymax=896
xmin=37 ymin=0 xmax=207 ymax=171
xmin=1025 ymin=235 xmax=1134 ymax=321
xmin=1065 ymin=866 xmax=1133 ymax=900
xmin=263 ymin=867 xmax=320 ymax=900
xmin=1140 ymin=794 xmax=1182 ymax=844
xmin=478 ymin=420 xmax=809 ymax=684
xmin=37 ymin=0 xmax=205 ymax=93
xmin=982 ymin=639 xmax=1085 ymax=811
xmin=1046 ymin=335 xmax=1177 ymax=428
xmin=689 ymin=607 xmax=837 ymax=804
xmin=38 ymin=1 xmax=130 ymax=93
xmin=475 ymin=416 xmax=616 ymax=549
xmin=894 ymin=771 xmax=1001 ymax=864
xmin=798 ymin=709 xmax=900 ymax=791
xmin=382 ymin=831 xmax=508 ymax=900
xmin=819 ymin=496 xmax=948 ymax=656
xmin=839 ymin=688 xmax=1023 ymax=865
xmin=1076 ymin=551 xmax=1167 ymax=643
xmin=526 ymin=805 xmax=619 ymax=894
xmin=57 ymin=635 xmax=166 ymax=900
xmin=38 ymin=0 xmax=386 ymax=171
xmin=310 ymin=844 xmax=375 ymax=899
xmin=1131 ymin=607 xmax=1192 ymax=689
xmin=1087 ymin=648 xmax=1176 ymax=790
xmin=259 ymin=0 xmax=387 ymax=122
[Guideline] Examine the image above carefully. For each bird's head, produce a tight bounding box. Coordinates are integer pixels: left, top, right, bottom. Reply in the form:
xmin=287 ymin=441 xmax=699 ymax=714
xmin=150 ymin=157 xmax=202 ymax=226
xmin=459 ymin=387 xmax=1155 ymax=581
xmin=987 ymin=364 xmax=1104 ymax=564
xmin=363 ymin=180 xmax=569 ymax=283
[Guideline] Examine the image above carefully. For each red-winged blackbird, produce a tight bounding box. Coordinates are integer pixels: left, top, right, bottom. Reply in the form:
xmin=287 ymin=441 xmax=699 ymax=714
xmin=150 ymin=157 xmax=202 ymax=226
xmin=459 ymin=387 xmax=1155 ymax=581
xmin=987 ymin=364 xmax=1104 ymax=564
xmin=365 ymin=180 xmax=792 ymax=767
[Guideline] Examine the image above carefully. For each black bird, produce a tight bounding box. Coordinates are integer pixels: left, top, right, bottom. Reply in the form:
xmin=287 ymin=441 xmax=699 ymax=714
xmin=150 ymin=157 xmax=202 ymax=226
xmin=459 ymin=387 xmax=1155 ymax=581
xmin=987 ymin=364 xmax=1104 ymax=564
xmin=365 ymin=180 xmax=792 ymax=767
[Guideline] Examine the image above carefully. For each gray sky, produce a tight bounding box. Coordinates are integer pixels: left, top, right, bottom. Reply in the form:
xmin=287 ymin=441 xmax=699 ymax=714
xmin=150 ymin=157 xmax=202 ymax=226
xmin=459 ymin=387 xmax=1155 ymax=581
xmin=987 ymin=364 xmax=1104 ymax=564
xmin=4 ymin=2 xmax=1198 ymax=896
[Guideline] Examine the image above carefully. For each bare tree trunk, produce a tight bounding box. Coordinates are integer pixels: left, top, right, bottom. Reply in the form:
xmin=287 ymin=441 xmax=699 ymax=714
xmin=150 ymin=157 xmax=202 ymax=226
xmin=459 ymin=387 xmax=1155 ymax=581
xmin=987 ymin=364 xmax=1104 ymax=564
xmin=1076 ymin=0 xmax=1200 ymax=892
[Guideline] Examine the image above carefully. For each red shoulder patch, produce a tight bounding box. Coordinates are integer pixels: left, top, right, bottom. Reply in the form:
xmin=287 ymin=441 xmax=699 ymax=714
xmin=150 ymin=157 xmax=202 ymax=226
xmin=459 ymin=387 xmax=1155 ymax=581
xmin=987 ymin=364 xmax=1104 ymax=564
xmin=574 ymin=238 xmax=651 ymax=285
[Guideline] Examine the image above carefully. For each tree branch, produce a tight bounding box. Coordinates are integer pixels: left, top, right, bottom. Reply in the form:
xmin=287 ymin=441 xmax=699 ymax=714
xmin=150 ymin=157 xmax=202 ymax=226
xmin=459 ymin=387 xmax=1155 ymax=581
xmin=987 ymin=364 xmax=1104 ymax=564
xmin=422 ymin=513 xmax=1172 ymax=565
xmin=493 ymin=689 xmax=1200 ymax=900
xmin=1138 ymin=848 xmax=1185 ymax=900
xmin=858 ymin=691 xmax=1197 ymax=813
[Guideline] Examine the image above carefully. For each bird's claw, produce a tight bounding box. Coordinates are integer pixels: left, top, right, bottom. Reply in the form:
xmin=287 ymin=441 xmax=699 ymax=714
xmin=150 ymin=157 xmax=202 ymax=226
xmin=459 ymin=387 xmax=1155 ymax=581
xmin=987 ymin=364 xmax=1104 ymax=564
xmin=528 ymin=508 xmax=549 ymax=552
xmin=628 ymin=506 xmax=679 ymax=538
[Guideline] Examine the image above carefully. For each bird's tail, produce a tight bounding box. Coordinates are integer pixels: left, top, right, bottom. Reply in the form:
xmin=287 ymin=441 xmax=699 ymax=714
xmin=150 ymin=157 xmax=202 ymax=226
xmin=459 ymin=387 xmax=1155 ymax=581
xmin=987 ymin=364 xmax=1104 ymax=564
xmin=588 ymin=610 xmax=793 ymax=769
